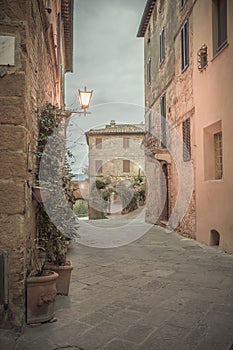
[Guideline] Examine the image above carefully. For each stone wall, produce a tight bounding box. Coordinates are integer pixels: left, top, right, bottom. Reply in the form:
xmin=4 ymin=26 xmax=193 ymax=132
xmin=0 ymin=0 xmax=62 ymax=329
xmin=144 ymin=0 xmax=196 ymax=236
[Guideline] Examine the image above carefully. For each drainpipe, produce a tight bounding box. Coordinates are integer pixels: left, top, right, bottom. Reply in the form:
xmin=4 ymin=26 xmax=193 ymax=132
xmin=3 ymin=251 xmax=8 ymax=310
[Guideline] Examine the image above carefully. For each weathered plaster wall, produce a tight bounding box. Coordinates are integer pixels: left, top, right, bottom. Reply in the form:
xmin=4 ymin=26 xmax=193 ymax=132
xmin=144 ymin=0 xmax=196 ymax=236
xmin=193 ymin=0 xmax=233 ymax=253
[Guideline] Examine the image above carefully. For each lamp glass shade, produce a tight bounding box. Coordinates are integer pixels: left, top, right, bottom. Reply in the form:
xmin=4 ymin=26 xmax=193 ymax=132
xmin=78 ymin=88 xmax=93 ymax=110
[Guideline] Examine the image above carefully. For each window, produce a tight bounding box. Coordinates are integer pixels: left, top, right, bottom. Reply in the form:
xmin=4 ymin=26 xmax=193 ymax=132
xmin=214 ymin=131 xmax=223 ymax=179
xmin=204 ymin=120 xmax=223 ymax=180
xmin=123 ymin=160 xmax=130 ymax=173
xmin=160 ymin=28 xmax=165 ymax=64
xmin=212 ymin=0 xmax=227 ymax=55
xmin=147 ymin=57 xmax=151 ymax=85
xmin=181 ymin=20 xmax=189 ymax=71
xmin=95 ymin=160 xmax=103 ymax=174
xmin=182 ymin=118 xmax=191 ymax=161
xmin=160 ymin=95 xmax=166 ymax=148
xmin=95 ymin=138 xmax=102 ymax=149
xmin=148 ymin=112 xmax=152 ymax=137
xmin=180 ymin=0 xmax=186 ymax=10
xmin=147 ymin=24 xmax=151 ymax=44
xmin=123 ymin=137 xmax=129 ymax=148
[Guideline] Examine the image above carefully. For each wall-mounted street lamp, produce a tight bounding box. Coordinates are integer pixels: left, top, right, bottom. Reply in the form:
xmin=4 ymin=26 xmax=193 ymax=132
xmin=68 ymin=86 xmax=93 ymax=116
xmin=78 ymin=86 xmax=93 ymax=113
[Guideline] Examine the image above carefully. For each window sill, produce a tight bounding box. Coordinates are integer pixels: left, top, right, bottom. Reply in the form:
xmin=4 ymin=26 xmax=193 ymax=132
xmin=211 ymin=42 xmax=229 ymax=62
xmin=204 ymin=179 xmax=223 ymax=183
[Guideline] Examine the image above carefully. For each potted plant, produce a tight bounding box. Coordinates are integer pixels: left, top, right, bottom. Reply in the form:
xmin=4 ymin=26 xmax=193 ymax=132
xmin=37 ymin=204 xmax=73 ymax=296
xmin=26 ymin=246 xmax=58 ymax=324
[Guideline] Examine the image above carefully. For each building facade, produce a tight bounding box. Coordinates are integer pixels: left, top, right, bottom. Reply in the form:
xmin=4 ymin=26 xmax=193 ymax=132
xmin=85 ymin=120 xmax=145 ymax=218
xmin=193 ymin=0 xmax=233 ymax=253
xmin=0 ymin=0 xmax=73 ymax=328
xmin=138 ymin=0 xmax=233 ymax=253
xmin=85 ymin=120 xmax=145 ymax=188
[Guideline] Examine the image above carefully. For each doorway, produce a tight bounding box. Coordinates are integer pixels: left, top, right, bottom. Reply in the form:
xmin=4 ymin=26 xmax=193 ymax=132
xmin=160 ymin=163 xmax=169 ymax=222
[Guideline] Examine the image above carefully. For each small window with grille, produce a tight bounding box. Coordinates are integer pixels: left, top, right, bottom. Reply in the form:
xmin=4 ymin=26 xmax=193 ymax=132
xmin=214 ymin=131 xmax=223 ymax=179
xmin=182 ymin=118 xmax=191 ymax=161
xmin=203 ymin=120 xmax=222 ymax=181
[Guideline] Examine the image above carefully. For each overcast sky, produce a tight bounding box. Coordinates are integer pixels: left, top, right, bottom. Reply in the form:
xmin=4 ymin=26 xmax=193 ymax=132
xmin=65 ymin=0 xmax=147 ymax=173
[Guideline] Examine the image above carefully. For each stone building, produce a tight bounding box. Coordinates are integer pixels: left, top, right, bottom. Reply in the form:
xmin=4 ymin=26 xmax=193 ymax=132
xmin=85 ymin=120 xmax=145 ymax=187
xmin=0 ymin=0 xmax=73 ymax=328
xmin=138 ymin=0 xmax=233 ymax=253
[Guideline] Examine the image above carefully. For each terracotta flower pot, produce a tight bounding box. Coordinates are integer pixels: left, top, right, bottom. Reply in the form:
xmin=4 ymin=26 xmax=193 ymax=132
xmin=26 ymin=271 xmax=58 ymax=324
xmin=45 ymin=260 xmax=73 ymax=296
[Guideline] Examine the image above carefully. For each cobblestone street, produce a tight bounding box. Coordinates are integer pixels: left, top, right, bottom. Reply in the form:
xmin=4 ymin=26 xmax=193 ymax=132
xmin=14 ymin=221 xmax=233 ymax=350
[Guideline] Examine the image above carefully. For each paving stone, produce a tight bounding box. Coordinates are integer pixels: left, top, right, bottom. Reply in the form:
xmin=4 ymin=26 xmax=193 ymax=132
xmin=0 ymin=334 xmax=18 ymax=350
xmin=139 ymin=307 xmax=175 ymax=327
xmin=103 ymin=338 xmax=138 ymax=350
xmin=122 ymin=323 xmax=156 ymax=344
xmin=137 ymin=324 xmax=188 ymax=350
xmin=11 ymin=223 xmax=233 ymax=350
xmin=75 ymin=321 xmax=126 ymax=350
xmin=107 ymin=309 xmax=143 ymax=327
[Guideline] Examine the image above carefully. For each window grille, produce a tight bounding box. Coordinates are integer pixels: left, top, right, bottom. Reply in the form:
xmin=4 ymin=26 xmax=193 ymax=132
xmin=183 ymin=118 xmax=191 ymax=161
xmin=214 ymin=131 xmax=223 ymax=179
